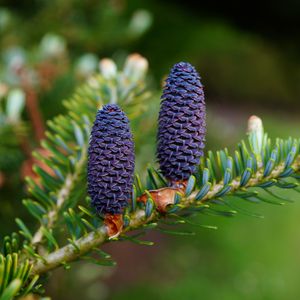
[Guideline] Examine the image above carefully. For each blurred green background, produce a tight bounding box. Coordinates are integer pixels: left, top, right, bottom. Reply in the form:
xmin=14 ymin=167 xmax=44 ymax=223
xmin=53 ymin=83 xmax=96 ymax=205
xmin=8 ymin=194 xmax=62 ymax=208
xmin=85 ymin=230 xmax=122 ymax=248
xmin=0 ymin=0 xmax=300 ymax=299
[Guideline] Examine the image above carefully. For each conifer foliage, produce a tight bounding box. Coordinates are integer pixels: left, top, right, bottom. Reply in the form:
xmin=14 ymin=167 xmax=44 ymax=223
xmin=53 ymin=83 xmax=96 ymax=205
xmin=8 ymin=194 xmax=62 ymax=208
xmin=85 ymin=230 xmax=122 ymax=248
xmin=0 ymin=55 xmax=299 ymax=299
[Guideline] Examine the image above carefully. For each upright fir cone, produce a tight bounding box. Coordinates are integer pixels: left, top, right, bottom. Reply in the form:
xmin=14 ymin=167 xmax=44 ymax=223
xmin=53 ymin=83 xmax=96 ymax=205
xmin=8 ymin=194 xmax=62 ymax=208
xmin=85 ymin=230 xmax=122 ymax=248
xmin=87 ymin=104 xmax=135 ymax=216
xmin=157 ymin=62 xmax=206 ymax=184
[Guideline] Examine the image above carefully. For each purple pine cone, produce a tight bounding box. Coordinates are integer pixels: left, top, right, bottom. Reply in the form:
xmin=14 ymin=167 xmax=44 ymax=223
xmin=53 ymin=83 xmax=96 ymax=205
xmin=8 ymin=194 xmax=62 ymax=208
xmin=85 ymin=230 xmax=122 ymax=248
xmin=157 ymin=62 xmax=206 ymax=182
xmin=87 ymin=104 xmax=135 ymax=215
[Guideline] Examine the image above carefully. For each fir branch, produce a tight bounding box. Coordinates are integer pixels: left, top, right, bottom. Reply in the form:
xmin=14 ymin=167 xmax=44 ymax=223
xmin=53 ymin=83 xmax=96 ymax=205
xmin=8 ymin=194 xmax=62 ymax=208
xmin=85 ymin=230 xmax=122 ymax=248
xmin=32 ymin=209 xmax=157 ymax=274
xmin=31 ymin=151 xmax=300 ymax=275
xmin=0 ymin=54 xmax=150 ymax=299
xmin=187 ymin=156 xmax=300 ymax=205
xmin=31 ymin=146 xmax=87 ymax=245
xmin=1 ymin=55 xmax=300 ymax=299
xmin=32 ymin=225 xmax=108 ymax=274
xmin=22 ymin=54 xmax=149 ymax=249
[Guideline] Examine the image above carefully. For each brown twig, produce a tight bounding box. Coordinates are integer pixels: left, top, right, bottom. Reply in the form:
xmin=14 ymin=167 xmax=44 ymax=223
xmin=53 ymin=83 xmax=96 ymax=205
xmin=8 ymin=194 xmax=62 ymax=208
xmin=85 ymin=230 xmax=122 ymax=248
xmin=23 ymin=85 xmax=45 ymax=141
